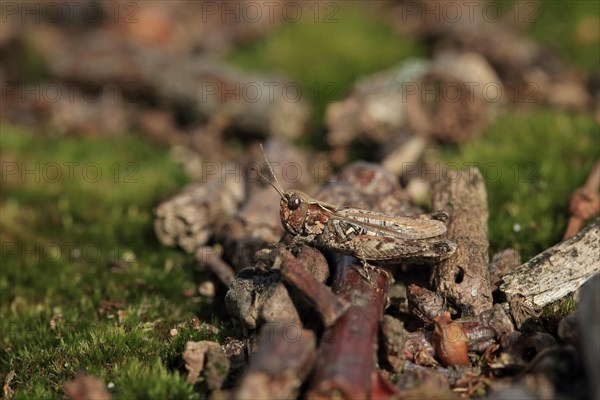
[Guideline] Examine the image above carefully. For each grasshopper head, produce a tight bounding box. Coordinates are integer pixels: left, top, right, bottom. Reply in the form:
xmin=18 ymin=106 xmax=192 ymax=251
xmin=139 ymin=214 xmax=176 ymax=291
xmin=280 ymin=190 xmax=310 ymax=235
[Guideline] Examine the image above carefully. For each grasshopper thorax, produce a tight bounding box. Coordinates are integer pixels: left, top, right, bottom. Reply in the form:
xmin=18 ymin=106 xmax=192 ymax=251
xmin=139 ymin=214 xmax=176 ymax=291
xmin=280 ymin=190 xmax=311 ymax=236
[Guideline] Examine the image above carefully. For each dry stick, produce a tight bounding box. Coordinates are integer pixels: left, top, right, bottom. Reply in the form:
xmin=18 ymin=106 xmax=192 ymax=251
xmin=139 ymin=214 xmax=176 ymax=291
xmin=276 ymin=249 xmax=350 ymax=327
xmin=195 ymin=246 xmax=236 ymax=287
xmin=564 ymin=160 xmax=600 ymax=239
xmin=501 ymin=219 xmax=600 ymax=312
xmin=307 ymin=256 xmax=392 ymax=400
xmin=431 ymin=167 xmax=493 ymax=315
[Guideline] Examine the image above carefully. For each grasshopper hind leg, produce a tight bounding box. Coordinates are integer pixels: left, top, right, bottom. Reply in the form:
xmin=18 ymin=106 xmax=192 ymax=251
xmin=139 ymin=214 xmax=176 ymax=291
xmin=346 ymin=246 xmax=374 ymax=284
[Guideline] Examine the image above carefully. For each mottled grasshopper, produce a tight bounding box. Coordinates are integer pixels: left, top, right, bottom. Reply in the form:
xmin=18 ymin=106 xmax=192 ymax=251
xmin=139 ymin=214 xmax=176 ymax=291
xmin=256 ymin=145 xmax=457 ymax=264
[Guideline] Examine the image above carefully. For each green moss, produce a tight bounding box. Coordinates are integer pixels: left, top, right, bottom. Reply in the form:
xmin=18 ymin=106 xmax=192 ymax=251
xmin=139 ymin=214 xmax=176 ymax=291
xmin=0 ymin=125 xmax=220 ymax=398
xmin=520 ymin=294 xmax=578 ymax=334
xmin=496 ymin=0 xmax=599 ymax=72
xmin=112 ymin=360 xmax=200 ymax=400
xmin=439 ymin=110 xmax=599 ymax=260
xmin=227 ymin=4 xmax=423 ymax=140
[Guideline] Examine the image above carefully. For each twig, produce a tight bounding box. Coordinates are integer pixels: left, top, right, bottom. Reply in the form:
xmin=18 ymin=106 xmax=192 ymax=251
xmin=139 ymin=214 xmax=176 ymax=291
xmin=564 ymin=160 xmax=600 ymax=239
xmin=195 ymin=246 xmax=236 ymax=287
xmin=307 ymin=256 xmax=392 ymax=399
xmin=275 ymin=248 xmax=350 ymax=327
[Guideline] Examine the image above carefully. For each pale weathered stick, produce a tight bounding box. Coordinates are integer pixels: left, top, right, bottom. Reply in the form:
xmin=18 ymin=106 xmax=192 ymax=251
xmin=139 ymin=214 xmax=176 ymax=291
xmin=500 ymin=219 xmax=600 ymax=309
xmin=431 ymin=167 xmax=493 ymax=315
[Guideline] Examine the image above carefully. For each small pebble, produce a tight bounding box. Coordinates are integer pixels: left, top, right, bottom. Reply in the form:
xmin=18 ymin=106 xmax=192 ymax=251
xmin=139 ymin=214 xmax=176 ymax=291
xmin=198 ymin=281 xmax=216 ymax=297
xmin=170 ymin=328 xmax=178 ymax=337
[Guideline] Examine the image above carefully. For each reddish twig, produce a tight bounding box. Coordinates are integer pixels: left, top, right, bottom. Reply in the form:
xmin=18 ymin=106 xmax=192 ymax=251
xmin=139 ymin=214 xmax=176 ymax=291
xmin=307 ymin=256 xmax=392 ymax=399
xmin=564 ymin=160 xmax=600 ymax=239
xmin=276 ymin=248 xmax=350 ymax=327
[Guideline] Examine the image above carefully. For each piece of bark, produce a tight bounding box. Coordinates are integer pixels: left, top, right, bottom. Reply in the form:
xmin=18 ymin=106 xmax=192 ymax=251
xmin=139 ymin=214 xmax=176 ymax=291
xmin=407 ymin=284 xmax=449 ymax=324
xmin=431 ymin=167 xmax=493 ymax=315
xmin=307 ymin=258 xmax=391 ymax=400
xmin=500 ymin=219 xmax=600 ymax=310
xmin=578 ymin=274 xmax=600 ymax=400
xmin=154 ymin=175 xmax=244 ymax=253
xmin=183 ymin=341 xmax=230 ymax=391
xmin=195 ymin=246 xmax=236 ymax=287
xmin=233 ymin=325 xmax=316 ymax=400
xmin=564 ymin=160 xmax=600 ymax=239
xmin=380 ymin=315 xmax=407 ymax=372
xmin=489 ymin=249 xmax=521 ymax=289
xmin=458 ymin=304 xmax=514 ymax=352
xmin=403 ymin=331 xmax=437 ymax=367
xmin=183 ymin=341 xmax=221 ymax=384
xmin=458 ymin=321 xmax=496 ymax=353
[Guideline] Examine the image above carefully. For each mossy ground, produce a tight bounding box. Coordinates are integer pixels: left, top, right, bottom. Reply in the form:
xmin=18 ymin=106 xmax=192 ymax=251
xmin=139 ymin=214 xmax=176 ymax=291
xmin=1 ymin=127 xmax=220 ymax=399
xmin=2 ymin=1 xmax=599 ymax=398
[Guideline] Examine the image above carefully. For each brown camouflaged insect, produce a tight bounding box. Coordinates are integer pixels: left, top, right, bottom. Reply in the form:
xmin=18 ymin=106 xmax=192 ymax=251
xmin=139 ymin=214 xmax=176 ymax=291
xmin=257 ymin=145 xmax=457 ymax=265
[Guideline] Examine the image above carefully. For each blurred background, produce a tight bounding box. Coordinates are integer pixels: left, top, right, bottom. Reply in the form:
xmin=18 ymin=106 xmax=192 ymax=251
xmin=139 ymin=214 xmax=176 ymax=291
xmin=1 ymin=0 xmax=599 ymax=397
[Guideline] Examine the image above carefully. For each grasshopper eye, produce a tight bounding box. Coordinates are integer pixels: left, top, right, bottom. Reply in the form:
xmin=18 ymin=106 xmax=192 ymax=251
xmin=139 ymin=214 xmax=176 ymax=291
xmin=288 ymin=195 xmax=302 ymax=210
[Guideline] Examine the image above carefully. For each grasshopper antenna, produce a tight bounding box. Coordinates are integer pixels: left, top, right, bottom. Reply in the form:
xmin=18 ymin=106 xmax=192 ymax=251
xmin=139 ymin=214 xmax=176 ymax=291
xmin=254 ymin=143 xmax=286 ymax=199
